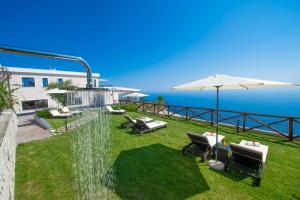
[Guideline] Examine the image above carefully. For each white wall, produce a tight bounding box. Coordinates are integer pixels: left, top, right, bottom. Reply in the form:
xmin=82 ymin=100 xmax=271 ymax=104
xmin=8 ymin=71 xmax=99 ymax=113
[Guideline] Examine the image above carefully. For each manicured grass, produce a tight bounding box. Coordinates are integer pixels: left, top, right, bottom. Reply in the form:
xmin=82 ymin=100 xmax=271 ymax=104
xmin=46 ymin=116 xmax=79 ymax=129
xmin=15 ymin=112 xmax=300 ymax=199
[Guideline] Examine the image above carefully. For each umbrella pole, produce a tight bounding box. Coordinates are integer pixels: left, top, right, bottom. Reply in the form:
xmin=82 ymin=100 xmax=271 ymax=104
xmin=208 ymin=86 xmax=224 ymax=170
xmin=215 ymin=86 xmax=220 ymax=160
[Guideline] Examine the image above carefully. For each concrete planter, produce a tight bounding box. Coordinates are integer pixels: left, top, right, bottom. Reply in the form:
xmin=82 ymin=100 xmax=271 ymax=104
xmin=34 ymin=115 xmax=52 ymax=130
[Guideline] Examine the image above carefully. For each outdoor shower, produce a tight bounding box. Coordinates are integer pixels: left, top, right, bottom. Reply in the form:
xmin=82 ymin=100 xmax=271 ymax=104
xmin=0 ymin=45 xmax=93 ymax=88
xmin=0 ymin=45 xmax=115 ymax=199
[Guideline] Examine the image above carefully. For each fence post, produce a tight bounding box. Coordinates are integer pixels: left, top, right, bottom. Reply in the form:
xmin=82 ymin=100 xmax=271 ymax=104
xmin=65 ymin=119 xmax=68 ymax=132
xmin=142 ymin=102 xmax=145 ymax=112
xmin=288 ymin=117 xmax=294 ymax=141
xmin=243 ymin=113 xmax=246 ymax=132
xmin=236 ymin=120 xmax=240 ymax=133
xmin=157 ymin=104 xmax=160 ymax=115
xmin=210 ymin=110 xmax=214 ymax=126
xmin=185 ymin=107 xmax=188 ymax=120
xmin=153 ymin=104 xmax=156 ymax=114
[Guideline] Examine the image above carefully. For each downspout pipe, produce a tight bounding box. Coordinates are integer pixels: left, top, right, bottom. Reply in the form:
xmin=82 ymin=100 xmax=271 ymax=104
xmin=0 ymin=45 xmax=93 ymax=88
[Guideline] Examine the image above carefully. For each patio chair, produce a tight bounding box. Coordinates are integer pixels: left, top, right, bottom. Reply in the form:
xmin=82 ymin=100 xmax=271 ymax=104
xmin=121 ymin=115 xmax=137 ymax=128
xmin=182 ymin=132 xmax=225 ymax=162
xmin=49 ymin=109 xmax=72 ymax=118
xmin=132 ymin=119 xmax=167 ymax=134
xmin=225 ymin=141 xmax=269 ymax=186
xmin=106 ymin=105 xmax=126 ymax=114
xmin=121 ymin=115 xmax=154 ymax=128
xmin=61 ymin=106 xmax=82 ymax=115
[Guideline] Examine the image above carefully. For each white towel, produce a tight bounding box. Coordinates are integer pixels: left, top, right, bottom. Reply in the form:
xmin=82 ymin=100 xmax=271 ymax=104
xmin=239 ymin=140 xmax=269 ymax=163
xmin=245 ymin=141 xmax=261 ymax=147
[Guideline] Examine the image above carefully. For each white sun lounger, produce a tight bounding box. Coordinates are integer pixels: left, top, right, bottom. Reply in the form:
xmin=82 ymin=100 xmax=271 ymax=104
xmin=121 ymin=115 xmax=153 ymax=128
xmin=106 ymin=105 xmax=126 ymax=114
xmin=50 ymin=109 xmax=72 ymax=118
xmin=202 ymin=132 xmax=225 ymax=148
xmin=182 ymin=132 xmax=225 ymax=162
xmin=133 ymin=119 xmax=167 ymax=134
xmin=239 ymin=140 xmax=269 ymax=163
xmin=225 ymin=140 xmax=269 ymax=186
xmin=61 ymin=107 xmax=82 ymax=115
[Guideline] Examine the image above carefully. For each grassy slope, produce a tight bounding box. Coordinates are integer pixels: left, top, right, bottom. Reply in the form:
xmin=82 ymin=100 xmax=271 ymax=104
xmin=15 ymin=112 xmax=300 ymax=200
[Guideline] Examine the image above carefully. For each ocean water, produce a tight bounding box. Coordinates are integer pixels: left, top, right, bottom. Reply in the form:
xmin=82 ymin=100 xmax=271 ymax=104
xmin=146 ymin=88 xmax=300 ymax=117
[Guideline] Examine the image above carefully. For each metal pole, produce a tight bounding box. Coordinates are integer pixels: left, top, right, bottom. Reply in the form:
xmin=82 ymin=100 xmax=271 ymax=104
xmin=215 ymin=86 xmax=220 ymax=160
xmin=0 ymin=45 xmax=93 ymax=88
xmin=65 ymin=118 xmax=68 ymax=132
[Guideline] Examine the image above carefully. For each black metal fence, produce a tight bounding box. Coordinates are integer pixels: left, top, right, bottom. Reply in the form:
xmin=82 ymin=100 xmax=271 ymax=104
xmin=120 ymin=101 xmax=300 ymax=141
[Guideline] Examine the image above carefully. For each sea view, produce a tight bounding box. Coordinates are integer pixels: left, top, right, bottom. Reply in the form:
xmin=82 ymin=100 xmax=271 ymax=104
xmin=2 ymin=0 xmax=300 ymax=199
xmin=147 ymin=88 xmax=300 ymax=117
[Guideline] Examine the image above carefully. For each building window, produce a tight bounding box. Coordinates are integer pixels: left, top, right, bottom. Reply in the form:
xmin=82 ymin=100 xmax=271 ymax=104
xmin=22 ymin=99 xmax=48 ymax=111
xmin=42 ymin=78 xmax=48 ymax=87
xmin=57 ymin=78 xmax=63 ymax=84
xmin=22 ymin=77 xmax=35 ymax=87
xmin=74 ymin=97 xmax=82 ymax=105
xmin=94 ymin=79 xmax=97 ymax=87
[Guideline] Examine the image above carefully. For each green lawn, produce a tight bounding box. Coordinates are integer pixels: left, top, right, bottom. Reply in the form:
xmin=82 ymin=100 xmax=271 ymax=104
xmin=45 ymin=116 xmax=80 ymax=129
xmin=15 ymin=112 xmax=300 ymax=200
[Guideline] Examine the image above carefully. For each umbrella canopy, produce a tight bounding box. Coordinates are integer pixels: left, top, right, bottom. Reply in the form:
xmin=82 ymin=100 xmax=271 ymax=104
xmin=46 ymin=88 xmax=67 ymax=94
xmin=173 ymin=74 xmax=298 ymax=169
xmin=124 ymin=92 xmax=149 ymax=98
xmin=173 ymin=74 xmax=297 ymax=90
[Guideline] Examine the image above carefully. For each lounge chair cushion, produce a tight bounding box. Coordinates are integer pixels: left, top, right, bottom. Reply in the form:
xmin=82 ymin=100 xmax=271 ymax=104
xmin=106 ymin=106 xmax=126 ymax=113
xmin=145 ymin=120 xmax=167 ymax=129
xmin=50 ymin=110 xmax=60 ymax=116
xmin=202 ymin=132 xmax=225 ymax=148
xmin=239 ymin=140 xmax=269 ymax=163
xmin=244 ymin=141 xmax=261 ymax=147
xmin=50 ymin=110 xmax=72 ymax=117
xmin=138 ymin=117 xmax=153 ymax=123
xmin=62 ymin=107 xmax=82 ymax=115
xmin=61 ymin=107 xmax=71 ymax=113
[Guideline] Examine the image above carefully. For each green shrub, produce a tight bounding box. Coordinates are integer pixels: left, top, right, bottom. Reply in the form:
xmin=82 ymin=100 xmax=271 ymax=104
xmin=47 ymin=80 xmax=77 ymax=106
xmin=112 ymin=104 xmax=138 ymax=112
xmin=36 ymin=109 xmax=51 ymax=118
xmin=0 ymin=67 xmax=19 ymax=113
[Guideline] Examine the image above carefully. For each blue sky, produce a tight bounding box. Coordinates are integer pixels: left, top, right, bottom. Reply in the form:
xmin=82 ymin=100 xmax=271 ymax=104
xmin=0 ymin=0 xmax=300 ymax=92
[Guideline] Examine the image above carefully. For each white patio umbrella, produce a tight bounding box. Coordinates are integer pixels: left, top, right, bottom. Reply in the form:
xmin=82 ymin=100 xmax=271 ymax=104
xmin=124 ymin=92 xmax=149 ymax=98
xmin=173 ymin=74 xmax=297 ymax=169
xmin=124 ymin=92 xmax=149 ymax=102
xmin=46 ymin=88 xmax=67 ymax=94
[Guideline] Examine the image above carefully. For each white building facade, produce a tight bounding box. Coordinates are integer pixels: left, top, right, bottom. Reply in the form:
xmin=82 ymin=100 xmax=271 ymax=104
xmin=6 ymin=67 xmax=100 ymax=114
xmin=5 ymin=67 xmax=141 ymax=114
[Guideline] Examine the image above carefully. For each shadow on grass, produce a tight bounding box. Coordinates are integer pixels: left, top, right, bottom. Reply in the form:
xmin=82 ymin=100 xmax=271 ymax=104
xmin=113 ymin=144 xmax=209 ymax=200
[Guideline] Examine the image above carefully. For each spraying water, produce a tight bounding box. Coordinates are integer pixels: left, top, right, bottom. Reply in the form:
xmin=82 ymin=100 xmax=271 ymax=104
xmin=67 ymin=90 xmax=115 ymax=199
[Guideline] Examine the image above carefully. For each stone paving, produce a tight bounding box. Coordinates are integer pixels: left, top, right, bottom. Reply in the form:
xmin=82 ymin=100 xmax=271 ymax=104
xmin=17 ymin=114 xmax=52 ymax=144
xmin=17 ymin=111 xmax=99 ymax=144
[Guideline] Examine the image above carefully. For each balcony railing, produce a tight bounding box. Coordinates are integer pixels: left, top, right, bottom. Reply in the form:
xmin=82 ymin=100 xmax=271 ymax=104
xmin=120 ymin=101 xmax=300 ymax=141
